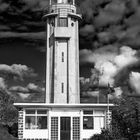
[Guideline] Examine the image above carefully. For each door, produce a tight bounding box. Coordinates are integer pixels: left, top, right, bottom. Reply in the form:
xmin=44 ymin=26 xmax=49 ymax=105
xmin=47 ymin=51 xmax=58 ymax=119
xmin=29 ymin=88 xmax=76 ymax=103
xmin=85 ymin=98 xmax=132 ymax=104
xmin=60 ymin=117 xmax=71 ymax=140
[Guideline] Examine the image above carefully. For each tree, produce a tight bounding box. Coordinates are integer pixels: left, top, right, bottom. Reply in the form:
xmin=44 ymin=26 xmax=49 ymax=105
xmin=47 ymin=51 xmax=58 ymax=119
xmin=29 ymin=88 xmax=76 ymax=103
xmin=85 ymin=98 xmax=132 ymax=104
xmin=0 ymin=90 xmax=18 ymax=139
xmin=0 ymin=90 xmax=18 ymax=127
xmin=112 ymin=96 xmax=140 ymax=140
xmin=90 ymin=96 xmax=140 ymax=140
xmin=90 ymin=129 xmax=114 ymax=140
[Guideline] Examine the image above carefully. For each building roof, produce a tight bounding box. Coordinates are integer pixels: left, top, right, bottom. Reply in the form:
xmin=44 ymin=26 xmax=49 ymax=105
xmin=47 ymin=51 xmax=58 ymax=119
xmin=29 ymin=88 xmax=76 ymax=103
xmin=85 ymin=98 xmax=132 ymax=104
xmin=14 ymin=103 xmax=114 ymax=108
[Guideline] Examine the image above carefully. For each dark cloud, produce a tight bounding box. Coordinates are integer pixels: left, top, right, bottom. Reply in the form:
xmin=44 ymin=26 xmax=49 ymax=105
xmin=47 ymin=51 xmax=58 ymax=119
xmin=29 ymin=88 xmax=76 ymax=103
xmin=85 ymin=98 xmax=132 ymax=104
xmin=0 ymin=31 xmax=45 ymax=40
xmin=0 ymin=0 xmax=47 ymax=36
xmin=1 ymin=0 xmax=140 ymax=50
xmin=79 ymin=0 xmax=140 ymax=50
xmin=9 ymin=83 xmax=45 ymax=102
xmin=80 ymin=24 xmax=95 ymax=37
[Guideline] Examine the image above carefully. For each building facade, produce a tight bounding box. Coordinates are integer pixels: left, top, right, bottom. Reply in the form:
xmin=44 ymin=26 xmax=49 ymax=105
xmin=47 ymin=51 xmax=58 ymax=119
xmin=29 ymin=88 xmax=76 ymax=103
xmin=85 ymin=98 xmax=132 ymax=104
xmin=14 ymin=0 xmax=113 ymax=140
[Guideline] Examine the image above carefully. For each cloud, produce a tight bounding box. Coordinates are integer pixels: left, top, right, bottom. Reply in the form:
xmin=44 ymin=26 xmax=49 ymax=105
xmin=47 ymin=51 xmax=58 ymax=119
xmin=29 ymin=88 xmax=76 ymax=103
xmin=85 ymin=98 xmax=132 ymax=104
xmin=9 ymin=83 xmax=44 ymax=93
xmin=114 ymin=46 xmax=138 ymax=68
xmin=80 ymin=45 xmax=139 ymax=87
xmin=98 ymin=46 xmax=139 ymax=86
xmin=23 ymin=0 xmax=49 ymax=11
xmin=79 ymin=45 xmax=118 ymax=65
xmin=79 ymin=49 xmax=93 ymax=65
xmin=95 ymin=0 xmax=126 ymax=27
xmin=27 ymin=83 xmax=43 ymax=92
xmin=98 ymin=61 xmax=117 ymax=86
xmin=0 ymin=32 xmax=45 ymax=40
xmin=18 ymin=93 xmax=30 ymax=99
xmin=9 ymin=86 xmax=29 ymax=93
xmin=79 ymin=0 xmax=140 ymax=49
xmin=27 ymin=83 xmax=38 ymax=90
xmin=9 ymin=82 xmax=45 ymax=101
xmin=0 ymin=3 xmax=9 ymax=12
xmin=0 ymin=77 xmax=7 ymax=90
xmin=1 ymin=0 xmax=140 ymax=100
xmin=0 ymin=0 xmax=47 ymax=47
xmin=0 ymin=64 xmax=37 ymax=80
xmin=1 ymin=0 xmax=140 ymax=51
xmin=80 ymin=24 xmax=95 ymax=37
xmin=129 ymin=72 xmax=140 ymax=94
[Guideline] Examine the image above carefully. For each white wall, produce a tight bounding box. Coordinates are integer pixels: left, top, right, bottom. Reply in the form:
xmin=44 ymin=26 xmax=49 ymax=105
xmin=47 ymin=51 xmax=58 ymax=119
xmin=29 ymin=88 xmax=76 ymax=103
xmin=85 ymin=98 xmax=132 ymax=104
xmin=22 ymin=108 xmax=49 ymax=139
xmin=23 ymin=130 xmax=49 ymax=139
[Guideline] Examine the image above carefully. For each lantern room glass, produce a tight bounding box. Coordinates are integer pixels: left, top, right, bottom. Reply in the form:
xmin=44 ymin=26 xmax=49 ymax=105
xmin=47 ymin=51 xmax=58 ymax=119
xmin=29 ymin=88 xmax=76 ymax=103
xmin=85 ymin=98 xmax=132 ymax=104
xmin=51 ymin=0 xmax=74 ymax=5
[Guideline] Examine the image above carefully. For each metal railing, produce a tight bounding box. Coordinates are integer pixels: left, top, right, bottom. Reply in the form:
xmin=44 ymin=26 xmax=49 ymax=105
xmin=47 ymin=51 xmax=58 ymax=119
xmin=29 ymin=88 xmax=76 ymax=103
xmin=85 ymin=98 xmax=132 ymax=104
xmin=43 ymin=4 xmax=77 ymax=15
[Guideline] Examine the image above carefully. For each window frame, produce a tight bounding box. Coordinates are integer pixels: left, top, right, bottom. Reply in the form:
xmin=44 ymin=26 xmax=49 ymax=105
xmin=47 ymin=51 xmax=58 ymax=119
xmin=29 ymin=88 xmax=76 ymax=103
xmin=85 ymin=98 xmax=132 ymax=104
xmin=25 ymin=109 xmax=48 ymax=130
xmin=83 ymin=109 xmax=105 ymax=130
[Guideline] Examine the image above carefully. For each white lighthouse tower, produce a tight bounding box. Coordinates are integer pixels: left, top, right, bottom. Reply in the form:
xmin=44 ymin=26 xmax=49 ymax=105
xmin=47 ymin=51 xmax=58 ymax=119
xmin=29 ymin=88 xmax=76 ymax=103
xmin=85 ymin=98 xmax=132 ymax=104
xmin=43 ymin=0 xmax=81 ymax=104
xmin=15 ymin=1 xmax=114 ymax=139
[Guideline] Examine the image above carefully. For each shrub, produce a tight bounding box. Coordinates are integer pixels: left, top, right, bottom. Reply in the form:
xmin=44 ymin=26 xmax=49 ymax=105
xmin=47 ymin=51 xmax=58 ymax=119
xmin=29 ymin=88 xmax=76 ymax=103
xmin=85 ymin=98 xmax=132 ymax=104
xmin=90 ymin=129 xmax=114 ymax=140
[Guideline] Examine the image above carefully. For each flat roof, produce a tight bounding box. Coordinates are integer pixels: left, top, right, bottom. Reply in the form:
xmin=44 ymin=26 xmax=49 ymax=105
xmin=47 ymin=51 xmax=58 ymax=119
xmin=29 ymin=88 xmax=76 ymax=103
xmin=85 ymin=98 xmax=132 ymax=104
xmin=14 ymin=103 xmax=114 ymax=108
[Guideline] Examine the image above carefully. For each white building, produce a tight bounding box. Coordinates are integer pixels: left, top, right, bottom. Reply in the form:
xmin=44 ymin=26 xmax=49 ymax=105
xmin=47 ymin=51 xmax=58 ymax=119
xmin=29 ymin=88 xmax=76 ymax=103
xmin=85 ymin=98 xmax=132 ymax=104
xmin=14 ymin=0 xmax=113 ymax=140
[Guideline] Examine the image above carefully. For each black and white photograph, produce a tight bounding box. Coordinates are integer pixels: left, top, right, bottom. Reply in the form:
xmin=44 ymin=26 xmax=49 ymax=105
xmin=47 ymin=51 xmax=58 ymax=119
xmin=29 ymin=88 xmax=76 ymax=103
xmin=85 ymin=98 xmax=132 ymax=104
xmin=0 ymin=0 xmax=140 ymax=140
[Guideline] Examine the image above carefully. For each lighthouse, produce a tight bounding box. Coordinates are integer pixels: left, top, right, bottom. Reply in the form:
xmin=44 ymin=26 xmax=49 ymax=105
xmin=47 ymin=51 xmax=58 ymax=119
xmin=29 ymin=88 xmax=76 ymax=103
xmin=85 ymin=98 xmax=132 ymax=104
xmin=43 ymin=0 xmax=81 ymax=104
xmin=14 ymin=1 xmax=114 ymax=139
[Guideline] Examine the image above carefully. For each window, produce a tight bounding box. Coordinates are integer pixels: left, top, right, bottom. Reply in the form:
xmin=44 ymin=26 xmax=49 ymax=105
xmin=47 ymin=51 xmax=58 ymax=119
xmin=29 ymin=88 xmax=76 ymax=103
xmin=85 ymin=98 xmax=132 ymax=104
xmin=58 ymin=18 xmax=68 ymax=27
xmin=83 ymin=116 xmax=93 ymax=129
xmin=83 ymin=110 xmax=105 ymax=130
xmin=49 ymin=18 xmax=55 ymax=35
xmin=83 ymin=110 xmax=93 ymax=129
xmin=62 ymin=52 xmax=64 ymax=62
xmin=61 ymin=83 xmax=64 ymax=93
xmin=25 ymin=109 xmax=47 ymax=129
xmin=49 ymin=18 xmax=55 ymax=27
xmin=95 ymin=110 xmax=104 ymax=115
xmin=83 ymin=110 xmax=93 ymax=115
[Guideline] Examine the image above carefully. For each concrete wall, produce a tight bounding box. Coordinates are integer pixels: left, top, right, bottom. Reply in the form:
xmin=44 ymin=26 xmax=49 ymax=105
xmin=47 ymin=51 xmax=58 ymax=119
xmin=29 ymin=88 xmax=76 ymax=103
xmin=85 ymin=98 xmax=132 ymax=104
xmin=45 ymin=3 xmax=80 ymax=104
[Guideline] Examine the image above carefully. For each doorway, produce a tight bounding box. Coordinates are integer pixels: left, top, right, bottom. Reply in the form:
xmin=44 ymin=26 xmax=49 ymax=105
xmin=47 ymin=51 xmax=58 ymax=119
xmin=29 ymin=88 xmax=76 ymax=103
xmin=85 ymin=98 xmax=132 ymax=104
xmin=60 ymin=117 xmax=71 ymax=140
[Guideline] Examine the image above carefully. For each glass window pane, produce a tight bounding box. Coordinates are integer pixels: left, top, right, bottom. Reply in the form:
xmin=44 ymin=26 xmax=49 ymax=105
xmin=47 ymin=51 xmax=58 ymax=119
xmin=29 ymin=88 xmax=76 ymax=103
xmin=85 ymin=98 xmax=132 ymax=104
xmin=25 ymin=110 xmax=35 ymax=114
xmin=25 ymin=116 xmax=36 ymax=129
xmin=95 ymin=110 xmax=104 ymax=115
xmin=83 ymin=116 xmax=93 ymax=129
xmin=37 ymin=110 xmax=47 ymax=114
xmin=37 ymin=116 xmax=47 ymax=129
xmin=83 ymin=110 xmax=93 ymax=115
xmin=58 ymin=18 xmax=68 ymax=27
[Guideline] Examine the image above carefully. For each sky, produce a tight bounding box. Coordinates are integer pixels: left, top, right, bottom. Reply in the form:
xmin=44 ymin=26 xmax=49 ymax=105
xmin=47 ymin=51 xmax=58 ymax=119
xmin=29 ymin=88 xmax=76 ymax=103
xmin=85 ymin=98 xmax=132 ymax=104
xmin=0 ymin=0 xmax=140 ymax=102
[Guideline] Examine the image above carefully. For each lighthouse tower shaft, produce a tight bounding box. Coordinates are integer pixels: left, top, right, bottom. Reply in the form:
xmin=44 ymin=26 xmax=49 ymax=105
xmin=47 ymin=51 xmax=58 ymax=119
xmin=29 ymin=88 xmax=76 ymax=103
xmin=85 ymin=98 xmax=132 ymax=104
xmin=43 ymin=0 xmax=81 ymax=104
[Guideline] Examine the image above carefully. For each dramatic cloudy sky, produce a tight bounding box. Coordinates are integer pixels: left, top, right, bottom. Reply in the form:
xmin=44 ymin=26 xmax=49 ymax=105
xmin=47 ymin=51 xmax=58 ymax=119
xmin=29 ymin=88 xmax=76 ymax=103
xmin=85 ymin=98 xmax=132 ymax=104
xmin=0 ymin=0 xmax=140 ymax=102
